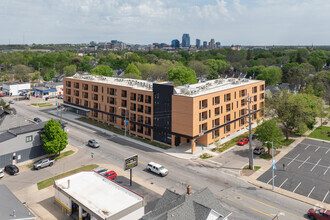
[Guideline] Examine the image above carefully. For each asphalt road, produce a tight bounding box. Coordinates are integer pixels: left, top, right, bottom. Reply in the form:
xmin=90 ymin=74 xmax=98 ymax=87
xmin=4 ymin=99 xmax=313 ymax=219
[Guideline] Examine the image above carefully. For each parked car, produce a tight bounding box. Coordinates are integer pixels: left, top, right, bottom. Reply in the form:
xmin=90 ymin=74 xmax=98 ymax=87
xmin=0 ymin=169 xmax=4 ymax=178
xmin=253 ymin=147 xmax=265 ymax=155
xmin=88 ymin=139 xmax=100 ymax=148
xmin=33 ymin=158 xmax=55 ymax=170
xmin=237 ymin=138 xmax=249 ymax=146
xmin=103 ymin=170 xmax=117 ymax=180
xmin=307 ymin=208 xmax=330 ymax=220
xmin=8 ymin=100 xmax=14 ymax=104
xmin=147 ymin=162 xmax=168 ymax=177
xmin=33 ymin=117 xmax=42 ymax=123
xmin=4 ymin=165 xmax=19 ymax=175
xmin=0 ymin=93 xmax=4 ymax=97
xmin=57 ymin=95 xmax=63 ymax=99
xmin=93 ymin=167 xmax=109 ymax=175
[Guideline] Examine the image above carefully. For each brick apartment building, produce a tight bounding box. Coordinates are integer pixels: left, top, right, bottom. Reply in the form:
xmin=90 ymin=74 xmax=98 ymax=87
xmin=63 ymin=74 xmax=265 ymax=153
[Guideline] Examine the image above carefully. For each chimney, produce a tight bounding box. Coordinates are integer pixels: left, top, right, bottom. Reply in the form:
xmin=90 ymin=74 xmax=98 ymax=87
xmin=187 ymin=185 xmax=192 ymax=195
xmin=67 ymin=180 xmax=70 ymax=188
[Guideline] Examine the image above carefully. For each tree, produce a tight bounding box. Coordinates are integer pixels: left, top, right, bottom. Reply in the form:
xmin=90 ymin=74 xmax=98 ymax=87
xmin=308 ymin=50 xmax=327 ymax=71
xmin=255 ymin=119 xmax=285 ymax=154
xmin=256 ymin=66 xmax=282 ymax=86
xmin=204 ymin=59 xmax=228 ymax=79
xmin=0 ymin=99 xmax=11 ymax=111
xmin=167 ymin=66 xmax=197 ymax=85
xmin=246 ymin=65 xmax=265 ymax=79
xmin=90 ymin=65 xmax=114 ymax=77
xmin=188 ymin=60 xmax=210 ymax=78
xmin=63 ymin=65 xmax=76 ymax=76
xmin=41 ymin=119 xmax=68 ymax=155
xmin=125 ymin=64 xmax=141 ymax=76
xmin=12 ymin=64 xmax=32 ymax=82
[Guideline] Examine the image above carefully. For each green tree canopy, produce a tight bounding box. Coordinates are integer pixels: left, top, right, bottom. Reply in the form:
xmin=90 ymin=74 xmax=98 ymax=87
xmin=256 ymin=66 xmax=282 ymax=86
xmin=255 ymin=119 xmax=285 ymax=154
xmin=246 ymin=65 xmax=265 ymax=78
xmin=188 ymin=60 xmax=210 ymax=78
xmin=125 ymin=64 xmax=141 ymax=76
xmin=0 ymin=99 xmax=11 ymax=111
xmin=90 ymin=65 xmax=114 ymax=77
xmin=41 ymin=119 xmax=68 ymax=155
xmin=204 ymin=59 xmax=228 ymax=79
xmin=167 ymin=66 xmax=197 ymax=85
xmin=63 ymin=64 xmax=76 ymax=76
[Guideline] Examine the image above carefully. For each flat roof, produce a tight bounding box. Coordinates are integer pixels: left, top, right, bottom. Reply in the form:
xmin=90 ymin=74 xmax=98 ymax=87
xmin=67 ymin=74 xmax=263 ymax=97
xmin=54 ymin=171 xmax=144 ymax=219
xmin=3 ymin=82 xmax=30 ymax=85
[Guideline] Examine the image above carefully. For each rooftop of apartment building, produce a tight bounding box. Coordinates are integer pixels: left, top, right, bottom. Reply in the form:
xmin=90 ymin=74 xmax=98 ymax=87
xmin=68 ymin=73 xmax=264 ymax=97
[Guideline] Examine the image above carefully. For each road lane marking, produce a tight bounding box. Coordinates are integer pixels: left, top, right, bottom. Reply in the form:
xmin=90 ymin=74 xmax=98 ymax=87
xmin=326 ymin=148 xmax=330 ymax=154
xmin=283 ymin=157 xmax=328 ymax=168
xmin=298 ymin=156 xmax=310 ymax=168
xmin=279 ymin=178 xmax=288 ymax=188
xmin=216 ymin=193 xmax=273 ymax=218
xmin=315 ymin=146 xmax=320 ymax=152
xmin=232 ymin=192 xmax=305 ymax=219
xmin=287 ymin=154 xmax=300 ymax=166
xmin=267 ymin=175 xmax=276 ymax=184
xmin=310 ymin=159 xmax=321 ymax=171
xmin=305 ymin=144 xmax=310 ymax=150
xmin=293 ymin=182 xmax=301 ymax=193
xmin=307 ymin=186 xmax=315 ymax=198
xmin=322 ymin=191 xmax=329 ymax=203
xmin=324 ymin=166 xmax=330 ymax=175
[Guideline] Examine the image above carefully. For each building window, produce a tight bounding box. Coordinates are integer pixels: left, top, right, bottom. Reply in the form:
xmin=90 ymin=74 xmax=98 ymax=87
xmin=26 ymin=135 xmax=33 ymax=142
xmin=224 ymin=93 xmax=231 ymax=102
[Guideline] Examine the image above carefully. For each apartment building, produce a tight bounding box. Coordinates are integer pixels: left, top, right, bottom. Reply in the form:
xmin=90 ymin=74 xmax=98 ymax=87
xmin=63 ymin=74 xmax=265 ymax=153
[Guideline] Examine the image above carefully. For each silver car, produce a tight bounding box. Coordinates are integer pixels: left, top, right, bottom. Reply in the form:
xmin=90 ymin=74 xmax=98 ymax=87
xmin=0 ymin=169 xmax=4 ymax=178
xmin=88 ymin=139 xmax=100 ymax=148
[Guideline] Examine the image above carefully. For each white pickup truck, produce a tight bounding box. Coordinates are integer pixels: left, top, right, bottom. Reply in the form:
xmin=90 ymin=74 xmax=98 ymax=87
xmin=33 ymin=158 xmax=55 ymax=170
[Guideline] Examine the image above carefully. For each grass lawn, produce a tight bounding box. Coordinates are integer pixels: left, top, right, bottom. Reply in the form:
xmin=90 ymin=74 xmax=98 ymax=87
xmin=37 ymin=164 xmax=98 ymax=190
xmin=27 ymin=150 xmax=75 ymax=169
xmin=77 ymin=117 xmax=171 ymax=150
xmin=260 ymin=154 xmax=272 ymax=160
xmin=308 ymin=126 xmax=330 ymax=141
xmin=200 ymin=153 xmax=214 ymax=159
xmin=243 ymin=165 xmax=261 ymax=171
xmin=32 ymin=103 xmax=53 ymax=107
xmin=212 ymin=130 xmax=254 ymax=153
xmin=280 ymin=138 xmax=295 ymax=147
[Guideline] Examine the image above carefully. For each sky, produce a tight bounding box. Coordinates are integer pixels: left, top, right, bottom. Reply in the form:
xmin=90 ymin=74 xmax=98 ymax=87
xmin=0 ymin=0 xmax=330 ymax=45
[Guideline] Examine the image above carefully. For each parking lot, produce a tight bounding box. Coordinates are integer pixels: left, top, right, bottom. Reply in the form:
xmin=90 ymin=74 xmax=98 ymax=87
xmin=257 ymin=138 xmax=330 ymax=204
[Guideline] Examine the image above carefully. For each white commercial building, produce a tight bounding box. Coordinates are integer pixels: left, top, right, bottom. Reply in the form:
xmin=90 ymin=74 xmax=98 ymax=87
xmin=2 ymin=82 xmax=31 ymax=96
xmin=54 ymin=171 xmax=145 ymax=220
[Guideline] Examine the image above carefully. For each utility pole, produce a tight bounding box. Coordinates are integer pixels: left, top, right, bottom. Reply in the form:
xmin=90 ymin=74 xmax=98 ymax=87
xmin=246 ymin=94 xmax=254 ymax=170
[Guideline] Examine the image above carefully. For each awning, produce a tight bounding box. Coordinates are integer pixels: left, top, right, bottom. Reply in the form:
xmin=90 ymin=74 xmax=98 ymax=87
xmin=62 ymin=103 xmax=90 ymax=112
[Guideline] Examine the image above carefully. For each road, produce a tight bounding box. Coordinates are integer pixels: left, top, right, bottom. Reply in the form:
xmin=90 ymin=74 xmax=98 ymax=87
xmin=5 ymin=99 xmax=312 ymax=219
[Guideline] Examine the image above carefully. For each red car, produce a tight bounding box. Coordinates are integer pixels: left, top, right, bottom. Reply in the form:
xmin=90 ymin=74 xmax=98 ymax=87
xmin=237 ymin=138 xmax=249 ymax=146
xmin=308 ymin=208 xmax=330 ymax=220
xmin=103 ymin=170 xmax=117 ymax=180
xmin=0 ymin=93 xmax=4 ymax=97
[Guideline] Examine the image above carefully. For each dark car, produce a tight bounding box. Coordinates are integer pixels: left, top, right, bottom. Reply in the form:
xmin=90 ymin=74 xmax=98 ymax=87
xmin=307 ymin=208 xmax=330 ymax=220
xmin=4 ymin=165 xmax=19 ymax=175
xmin=33 ymin=117 xmax=42 ymax=123
xmin=88 ymin=139 xmax=100 ymax=148
xmin=253 ymin=147 xmax=265 ymax=155
xmin=8 ymin=100 xmax=14 ymax=104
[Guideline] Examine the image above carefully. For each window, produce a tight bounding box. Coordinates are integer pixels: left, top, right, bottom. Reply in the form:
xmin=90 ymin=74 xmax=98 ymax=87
xmin=252 ymin=86 xmax=257 ymax=93
xmin=224 ymin=93 xmax=231 ymax=102
xmin=26 ymin=135 xmax=33 ymax=142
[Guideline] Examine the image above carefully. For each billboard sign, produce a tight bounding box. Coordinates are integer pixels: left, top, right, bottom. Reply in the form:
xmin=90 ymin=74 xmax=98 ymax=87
xmin=124 ymin=155 xmax=138 ymax=170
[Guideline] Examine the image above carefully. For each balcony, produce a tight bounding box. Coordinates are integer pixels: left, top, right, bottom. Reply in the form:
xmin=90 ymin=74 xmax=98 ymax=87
xmin=74 ymin=83 xmax=79 ymax=89
xmin=130 ymin=94 xmax=136 ymax=101
xmin=145 ymin=96 xmax=152 ymax=104
xmin=93 ymin=86 xmax=98 ymax=92
xmin=214 ymin=97 xmax=220 ymax=105
xmin=138 ymin=95 xmax=144 ymax=103
xmin=130 ymin=117 xmax=136 ymax=122
xmin=74 ymin=92 xmax=79 ymax=97
xmin=83 ymin=85 xmax=88 ymax=90
xmin=121 ymin=90 xmax=127 ymax=98
xmin=66 ymin=82 xmax=71 ymax=87
xmin=138 ymin=107 xmax=144 ymax=113
xmin=83 ymin=93 xmax=88 ymax=99
xmin=145 ymin=120 xmax=151 ymax=125
xmin=130 ymin=106 xmax=136 ymax=111
xmin=137 ymin=129 xmax=143 ymax=134
xmin=92 ymin=95 xmax=98 ymax=101
xmin=110 ymin=89 xmax=116 ymax=96
xmin=121 ymin=101 xmax=127 ymax=108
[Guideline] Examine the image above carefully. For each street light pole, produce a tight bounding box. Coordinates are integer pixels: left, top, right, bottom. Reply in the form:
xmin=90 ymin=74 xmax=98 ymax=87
xmin=266 ymin=141 xmax=274 ymax=190
xmin=247 ymin=94 xmax=254 ymax=170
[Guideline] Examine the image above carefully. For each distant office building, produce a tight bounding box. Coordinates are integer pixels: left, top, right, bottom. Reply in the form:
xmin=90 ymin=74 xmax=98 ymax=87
xmin=111 ymin=40 xmax=118 ymax=44
xmin=203 ymin=41 xmax=207 ymax=49
xmin=182 ymin=34 xmax=190 ymax=48
xmin=216 ymin=42 xmax=221 ymax=48
xmin=210 ymin=39 xmax=215 ymax=49
xmin=171 ymin=39 xmax=180 ymax=48
xmin=196 ymin=39 xmax=201 ymax=48
xmin=90 ymin=41 xmax=96 ymax=45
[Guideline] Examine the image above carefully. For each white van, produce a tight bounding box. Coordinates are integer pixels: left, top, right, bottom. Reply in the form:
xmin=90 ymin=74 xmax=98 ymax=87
xmin=147 ymin=162 xmax=168 ymax=177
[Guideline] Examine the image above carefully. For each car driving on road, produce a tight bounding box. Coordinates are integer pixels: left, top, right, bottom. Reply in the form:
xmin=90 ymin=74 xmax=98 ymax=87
xmin=33 ymin=117 xmax=42 ymax=123
xmin=307 ymin=208 xmax=330 ymax=220
xmin=33 ymin=158 xmax=55 ymax=170
xmin=147 ymin=162 xmax=168 ymax=177
xmin=88 ymin=139 xmax=100 ymax=148
xmin=4 ymin=165 xmax=19 ymax=175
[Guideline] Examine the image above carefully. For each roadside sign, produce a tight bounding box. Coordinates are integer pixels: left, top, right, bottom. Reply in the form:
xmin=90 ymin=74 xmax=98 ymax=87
xmin=125 ymin=119 xmax=128 ymax=126
xmin=272 ymin=161 xmax=277 ymax=170
xmin=56 ymin=101 xmax=58 ymax=106
xmin=124 ymin=155 xmax=138 ymax=170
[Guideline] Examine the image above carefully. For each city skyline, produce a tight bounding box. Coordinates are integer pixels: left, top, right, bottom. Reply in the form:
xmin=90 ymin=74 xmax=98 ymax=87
xmin=1 ymin=0 xmax=330 ymax=45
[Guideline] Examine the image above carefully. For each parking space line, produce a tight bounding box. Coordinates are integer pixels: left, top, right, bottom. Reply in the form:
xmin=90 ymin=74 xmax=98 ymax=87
xmin=293 ymin=182 xmax=301 ymax=193
xmin=315 ymin=146 xmax=320 ymax=152
xmin=324 ymin=166 xmax=330 ymax=175
xmin=298 ymin=156 xmax=310 ymax=168
xmin=326 ymin=148 xmax=330 ymax=154
xmin=310 ymin=159 xmax=321 ymax=171
xmin=307 ymin=186 xmax=315 ymax=198
xmin=279 ymin=178 xmax=288 ymax=188
xmin=323 ymin=191 xmax=329 ymax=203
xmin=305 ymin=144 xmax=310 ymax=150
xmin=287 ymin=154 xmax=300 ymax=166
xmin=267 ymin=175 xmax=277 ymax=184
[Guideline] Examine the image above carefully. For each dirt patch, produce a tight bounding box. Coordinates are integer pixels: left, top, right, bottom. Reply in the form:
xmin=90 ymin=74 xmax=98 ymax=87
xmin=241 ymin=168 xmax=255 ymax=176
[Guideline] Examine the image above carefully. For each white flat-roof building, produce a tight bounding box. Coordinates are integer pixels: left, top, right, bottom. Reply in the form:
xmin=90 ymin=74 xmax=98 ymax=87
xmin=54 ymin=171 xmax=145 ymax=220
xmin=2 ymin=82 xmax=31 ymax=96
